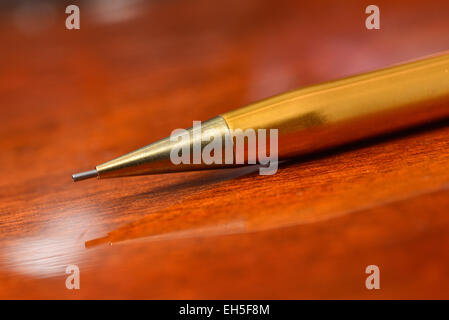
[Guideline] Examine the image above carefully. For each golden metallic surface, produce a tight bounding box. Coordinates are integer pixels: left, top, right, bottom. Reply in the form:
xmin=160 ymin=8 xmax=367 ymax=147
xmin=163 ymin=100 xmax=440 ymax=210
xmin=96 ymin=116 xmax=231 ymax=179
xmin=222 ymin=53 xmax=449 ymax=158
xmin=88 ymin=53 xmax=449 ymax=179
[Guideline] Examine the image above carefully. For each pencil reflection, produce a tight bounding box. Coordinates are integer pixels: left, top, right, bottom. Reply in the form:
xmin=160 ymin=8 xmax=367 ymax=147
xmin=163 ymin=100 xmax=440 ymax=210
xmin=85 ymin=166 xmax=260 ymax=247
xmin=86 ymin=219 xmax=247 ymax=247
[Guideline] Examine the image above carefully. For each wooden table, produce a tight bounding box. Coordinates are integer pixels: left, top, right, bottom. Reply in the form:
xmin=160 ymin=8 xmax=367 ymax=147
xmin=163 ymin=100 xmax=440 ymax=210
xmin=1 ymin=0 xmax=449 ymax=299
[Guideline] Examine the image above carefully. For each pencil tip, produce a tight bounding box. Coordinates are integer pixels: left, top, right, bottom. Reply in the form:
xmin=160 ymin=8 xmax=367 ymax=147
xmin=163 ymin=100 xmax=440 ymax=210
xmin=72 ymin=169 xmax=98 ymax=182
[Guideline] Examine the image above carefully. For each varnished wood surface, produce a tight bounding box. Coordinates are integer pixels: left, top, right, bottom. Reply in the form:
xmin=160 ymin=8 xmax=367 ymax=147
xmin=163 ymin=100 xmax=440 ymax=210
xmin=1 ymin=0 xmax=449 ymax=299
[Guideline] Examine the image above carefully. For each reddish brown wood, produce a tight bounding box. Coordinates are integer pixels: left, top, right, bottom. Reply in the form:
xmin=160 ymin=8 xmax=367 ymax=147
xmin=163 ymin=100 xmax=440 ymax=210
xmin=1 ymin=0 xmax=449 ymax=299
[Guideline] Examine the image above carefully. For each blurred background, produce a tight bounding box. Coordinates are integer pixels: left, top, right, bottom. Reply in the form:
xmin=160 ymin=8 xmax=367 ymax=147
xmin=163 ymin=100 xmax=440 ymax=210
xmin=2 ymin=0 xmax=449 ymax=139
xmin=1 ymin=0 xmax=449 ymax=299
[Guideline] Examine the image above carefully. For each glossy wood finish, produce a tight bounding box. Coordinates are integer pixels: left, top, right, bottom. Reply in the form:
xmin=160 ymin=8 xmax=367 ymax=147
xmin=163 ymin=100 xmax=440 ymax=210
xmin=1 ymin=0 xmax=449 ymax=299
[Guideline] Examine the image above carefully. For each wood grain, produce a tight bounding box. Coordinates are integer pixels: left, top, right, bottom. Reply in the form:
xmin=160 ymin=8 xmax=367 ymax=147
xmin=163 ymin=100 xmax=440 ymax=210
xmin=1 ymin=0 xmax=449 ymax=299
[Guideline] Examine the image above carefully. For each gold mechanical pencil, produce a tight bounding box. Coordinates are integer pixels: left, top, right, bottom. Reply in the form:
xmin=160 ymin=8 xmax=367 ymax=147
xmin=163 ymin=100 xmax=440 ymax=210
xmin=72 ymin=53 xmax=449 ymax=181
